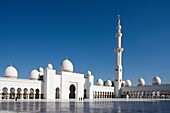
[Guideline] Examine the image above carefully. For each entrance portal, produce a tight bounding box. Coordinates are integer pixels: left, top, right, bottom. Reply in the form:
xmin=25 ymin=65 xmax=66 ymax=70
xmin=56 ymin=87 xmax=60 ymax=99
xmin=69 ymin=84 xmax=76 ymax=99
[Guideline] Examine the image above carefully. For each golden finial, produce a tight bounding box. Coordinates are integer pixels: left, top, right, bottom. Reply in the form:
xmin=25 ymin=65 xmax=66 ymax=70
xmin=118 ymin=15 xmax=120 ymax=22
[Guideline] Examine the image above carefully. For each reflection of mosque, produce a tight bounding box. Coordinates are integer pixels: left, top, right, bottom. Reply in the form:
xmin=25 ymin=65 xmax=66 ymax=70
xmin=0 ymin=16 xmax=170 ymax=100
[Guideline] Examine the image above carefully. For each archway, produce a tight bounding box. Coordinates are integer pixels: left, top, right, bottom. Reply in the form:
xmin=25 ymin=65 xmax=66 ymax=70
xmin=95 ymin=91 xmax=97 ymax=98
xmin=10 ymin=87 xmax=15 ymax=99
xmin=35 ymin=89 xmax=40 ymax=99
xmin=56 ymin=87 xmax=60 ymax=99
xmin=2 ymin=87 xmax=8 ymax=99
xmin=156 ymin=91 xmax=160 ymax=98
xmin=83 ymin=89 xmax=87 ymax=99
xmin=152 ymin=91 xmax=155 ymax=98
xmin=29 ymin=88 xmax=34 ymax=99
xmin=23 ymin=88 xmax=28 ymax=99
xmin=69 ymin=84 xmax=76 ymax=99
xmin=147 ymin=91 xmax=151 ymax=98
xmin=17 ymin=88 xmax=22 ymax=99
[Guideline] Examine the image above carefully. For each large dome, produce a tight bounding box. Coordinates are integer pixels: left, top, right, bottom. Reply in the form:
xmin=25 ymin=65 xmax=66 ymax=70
xmin=137 ymin=78 xmax=145 ymax=86
xmin=96 ymin=78 xmax=104 ymax=86
xmin=60 ymin=58 xmax=73 ymax=72
xmin=152 ymin=76 xmax=161 ymax=85
xmin=4 ymin=65 xmax=18 ymax=78
xmin=30 ymin=69 xmax=39 ymax=80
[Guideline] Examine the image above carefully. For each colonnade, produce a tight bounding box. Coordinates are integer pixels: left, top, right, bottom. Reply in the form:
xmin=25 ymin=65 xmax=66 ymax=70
xmin=1 ymin=87 xmax=42 ymax=99
xmin=122 ymin=90 xmax=170 ymax=98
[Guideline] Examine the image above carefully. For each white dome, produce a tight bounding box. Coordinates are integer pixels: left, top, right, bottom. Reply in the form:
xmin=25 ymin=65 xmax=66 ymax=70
xmin=47 ymin=64 xmax=53 ymax=69
xmin=137 ymin=78 xmax=145 ymax=86
xmin=39 ymin=67 xmax=44 ymax=76
xmin=96 ymin=78 xmax=103 ymax=86
xmin=60 ymin=58 xmax=73 ymax=72
xmin=125 ymin=79 xmax=132 ymax=87
xmin=39 ymin=67 xmax=44 ymax=72
xmin=87 ymin=71 xmax=91 ymax=75
xmin=30 ymin=69 xmax=39 ymax=80
xmin=152 ymin=76 xmax=161 ymax=85
xmin=4 ymin=65 xmax=18 ymax=78
xmin=105 ymin=80 xmax=112 ymax=86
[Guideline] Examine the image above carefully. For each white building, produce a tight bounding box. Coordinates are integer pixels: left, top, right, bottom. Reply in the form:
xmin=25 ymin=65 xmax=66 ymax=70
xmin=0 ymin=59 xmax=114 ymax=100
xmin=0 ymin=16 xmax=170 ymax=100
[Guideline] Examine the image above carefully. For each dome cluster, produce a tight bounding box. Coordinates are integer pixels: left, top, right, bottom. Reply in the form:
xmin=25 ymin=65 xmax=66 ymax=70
xmin=105 ymin=80 xmax=112 ymax=86
xmin=2 ymin=60 xmax=163 ymax=87
xmin=96 ymin=78 xmax=112 ymax=87
xmin=2 ymin=58 xmax=74 ymax=80
xmin=30 ymin=67 xmax=45 ymax=80
xmin=96 ymin=78 xmax=104 ymax=86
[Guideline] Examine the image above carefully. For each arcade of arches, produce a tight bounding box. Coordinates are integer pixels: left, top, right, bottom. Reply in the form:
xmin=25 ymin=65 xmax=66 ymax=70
xmin=93 ymin=91 xmax=114 ymax=98
xmin=1 ymin=87 xmax=42 ymax=99
xmin=122 ymin=90 xmax=170 ymax=98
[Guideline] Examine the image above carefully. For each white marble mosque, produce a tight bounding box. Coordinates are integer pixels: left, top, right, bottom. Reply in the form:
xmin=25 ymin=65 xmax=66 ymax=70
xmin=0 ymin=16 xmax=170 ymax=100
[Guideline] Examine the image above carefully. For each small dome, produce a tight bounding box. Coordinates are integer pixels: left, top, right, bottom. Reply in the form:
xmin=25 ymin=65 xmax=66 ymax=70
xmin=4 ymin=65 xmax=18 ymax=78
xmin=105 ymin=80 xmax=112 ymax=86
xmin=39 ymin=67 xmax=44 ymax=72
xmin=30 ymin=69 xmax=39 ymax=80
xmin=152 ymin=76 xmax=161 ymax=85
xmin=47 ymin=64 xmax=53 ymax=69
xmin=137 ymin=78 xmax=145 ymax=86
xmin=60 ymin=58 xmax=73 ymax=72
xmin=96 ymin=78 xmax=103 ymax=86
xmin=125 ymin=79 xmax=132 ymax=87
xmin=39 ymin=67 xmax=44 ymax=76
xmin=87 ymin=71 xmax=91 ymax=75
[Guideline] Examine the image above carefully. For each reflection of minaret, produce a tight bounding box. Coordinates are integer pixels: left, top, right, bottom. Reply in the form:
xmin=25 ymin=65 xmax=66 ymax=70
xmin=114 ymin=15 xmax=124 ymax=98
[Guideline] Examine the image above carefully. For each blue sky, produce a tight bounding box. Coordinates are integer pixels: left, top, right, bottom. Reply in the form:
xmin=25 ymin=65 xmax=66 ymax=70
xmin=0 ymin=0 xmax=170 ymax=85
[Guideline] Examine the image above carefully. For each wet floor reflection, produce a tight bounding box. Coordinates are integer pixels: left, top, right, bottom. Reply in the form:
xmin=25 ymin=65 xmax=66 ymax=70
xmin=0 ymin=100 xmax=170 ymax=113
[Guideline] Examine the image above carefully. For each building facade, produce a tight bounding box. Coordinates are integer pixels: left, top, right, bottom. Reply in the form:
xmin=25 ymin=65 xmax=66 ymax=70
xmin=0 ymin=16 xmax=170 ymax=100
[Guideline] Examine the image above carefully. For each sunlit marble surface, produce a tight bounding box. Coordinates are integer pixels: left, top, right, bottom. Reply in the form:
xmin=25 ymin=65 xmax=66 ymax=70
xmin=0 ymin=99 xmax=170 ymax=113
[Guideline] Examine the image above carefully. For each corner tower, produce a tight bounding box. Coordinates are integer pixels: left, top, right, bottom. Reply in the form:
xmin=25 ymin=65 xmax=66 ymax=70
xmin=114 ymin=15 xmax=124 ymax=98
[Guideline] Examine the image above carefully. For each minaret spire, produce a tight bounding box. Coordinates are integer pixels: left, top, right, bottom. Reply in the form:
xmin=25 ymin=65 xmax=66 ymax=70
xmin=118 ymin=15 xmax=120 ymax=25
xmin=114 ymin=15 xmax=124 ymax=98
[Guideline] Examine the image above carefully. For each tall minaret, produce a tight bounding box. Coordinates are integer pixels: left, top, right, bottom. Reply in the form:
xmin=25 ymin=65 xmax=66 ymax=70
xmin=114 ymin=15 xmax=124 ymax=98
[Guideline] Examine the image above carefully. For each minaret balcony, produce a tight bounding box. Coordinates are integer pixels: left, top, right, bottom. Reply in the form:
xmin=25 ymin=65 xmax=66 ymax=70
xmin=115 ymin=33 xmax=122 ymax=38
xmin=114 ymin=48 xmax=124 ymax=52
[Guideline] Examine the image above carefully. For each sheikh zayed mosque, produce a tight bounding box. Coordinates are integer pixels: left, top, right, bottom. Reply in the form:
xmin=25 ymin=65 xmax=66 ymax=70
xmin=0 ymin=16 xmax=170 ymax=100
